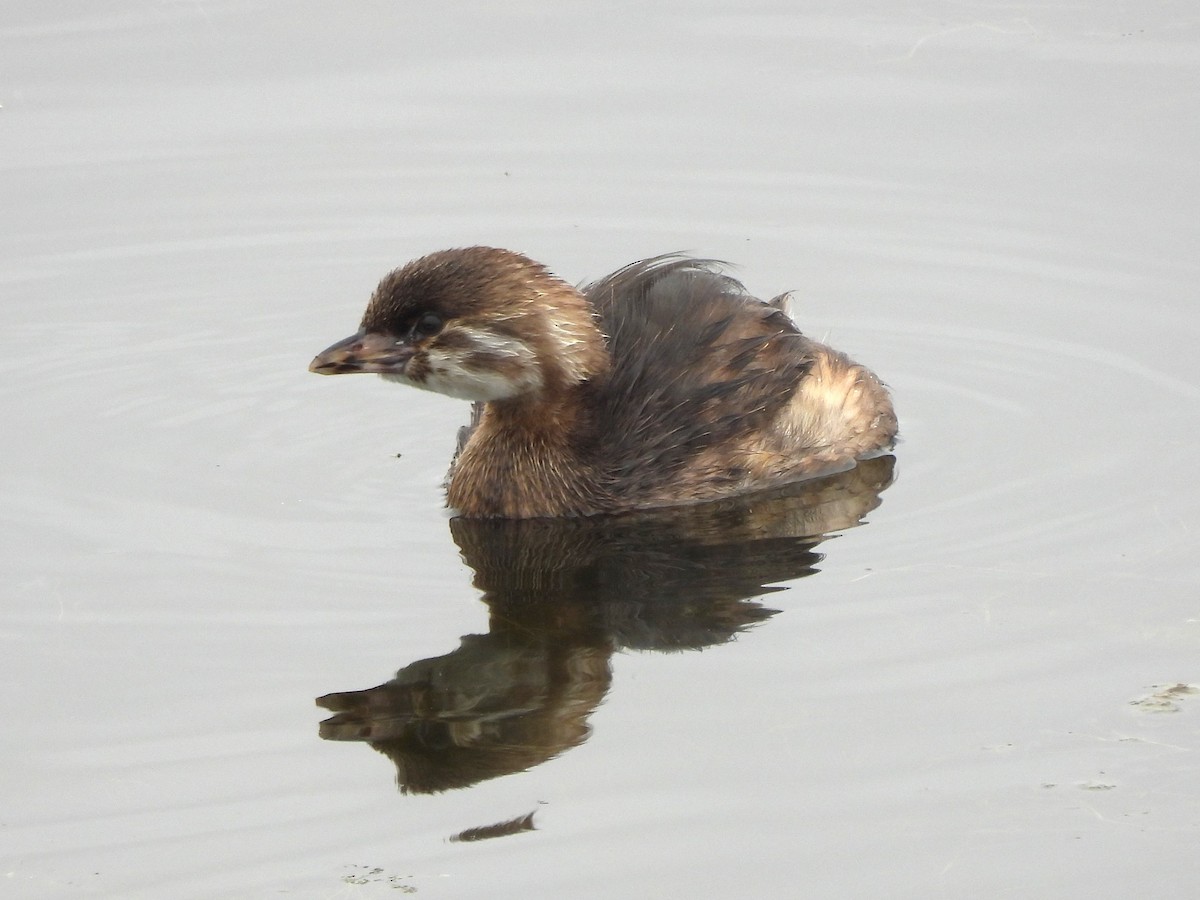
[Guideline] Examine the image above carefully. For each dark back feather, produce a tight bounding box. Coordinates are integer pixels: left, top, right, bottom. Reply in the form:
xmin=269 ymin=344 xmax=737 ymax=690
xmin=579 ymin=256 xmax=812 ymax=494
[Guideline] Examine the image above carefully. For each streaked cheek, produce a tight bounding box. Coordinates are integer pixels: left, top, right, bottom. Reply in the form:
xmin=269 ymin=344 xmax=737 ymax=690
xmin=423 ymin=329 xmax=543 ymax=401
xmin=461 ymin=349 xmax=536 ymax=382
xmin=377 ymin=351 xmax=429 ymax=388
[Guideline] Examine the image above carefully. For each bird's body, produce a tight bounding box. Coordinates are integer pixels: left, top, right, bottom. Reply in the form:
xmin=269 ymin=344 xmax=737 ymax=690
xmin=311 ymin=247 xmax=896 ymax=518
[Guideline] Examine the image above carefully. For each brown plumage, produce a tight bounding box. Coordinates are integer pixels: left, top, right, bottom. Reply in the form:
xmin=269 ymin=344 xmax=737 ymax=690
xmin=310 ymin=247 xmax=897 ymax=518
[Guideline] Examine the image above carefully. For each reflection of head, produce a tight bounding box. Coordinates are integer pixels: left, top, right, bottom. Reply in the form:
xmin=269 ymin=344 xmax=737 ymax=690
xmin=317 ymin=457 xmax=895 ymax=793
xmin=319 ymin=634 xmax=610 ymax=793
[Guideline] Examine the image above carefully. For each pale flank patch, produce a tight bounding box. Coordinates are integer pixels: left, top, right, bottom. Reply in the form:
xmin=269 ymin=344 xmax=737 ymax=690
xmin=783 ymin=346 xmax=894 ymax=457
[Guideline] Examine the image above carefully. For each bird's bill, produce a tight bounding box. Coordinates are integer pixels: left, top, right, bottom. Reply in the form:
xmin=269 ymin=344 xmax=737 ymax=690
xmin=309 ymin=332 xmax=413 ymax=375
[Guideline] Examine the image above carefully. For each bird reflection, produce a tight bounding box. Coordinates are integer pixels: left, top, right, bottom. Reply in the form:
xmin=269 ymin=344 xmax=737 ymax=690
xmin=317 ymin=455 xmax=895 ymax=795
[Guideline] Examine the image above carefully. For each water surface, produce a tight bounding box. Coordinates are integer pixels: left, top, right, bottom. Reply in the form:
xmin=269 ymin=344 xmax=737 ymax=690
xmin=3 ymin=2 xmax=1199 ymax=897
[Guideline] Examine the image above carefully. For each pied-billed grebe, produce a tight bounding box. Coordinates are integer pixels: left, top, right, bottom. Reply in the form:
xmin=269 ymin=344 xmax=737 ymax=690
xmin=310 ymin=247 xmax=897 ymax=518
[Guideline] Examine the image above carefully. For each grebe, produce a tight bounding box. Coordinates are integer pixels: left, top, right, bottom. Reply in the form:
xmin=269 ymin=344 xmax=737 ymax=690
xmin=310 ymin=247 xmax=896 ymax=518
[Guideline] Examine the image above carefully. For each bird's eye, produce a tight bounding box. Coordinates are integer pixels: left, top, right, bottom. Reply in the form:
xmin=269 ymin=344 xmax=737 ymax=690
xmin=411 ymin=313 xmax=443 ymax=339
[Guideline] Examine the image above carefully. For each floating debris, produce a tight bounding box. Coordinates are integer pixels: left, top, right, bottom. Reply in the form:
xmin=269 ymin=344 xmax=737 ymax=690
xmin=1129 ymin=683 xmax=1199 ymax=713
xmin=340 ymin=865 xmax=417 ymax=892
xmin=450 ymin=810 xmax=537 ymax=843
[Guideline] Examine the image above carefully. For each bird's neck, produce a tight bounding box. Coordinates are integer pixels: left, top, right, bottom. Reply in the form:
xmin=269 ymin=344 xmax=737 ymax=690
xmin=446 ymin=387 xmax=608 ymax=518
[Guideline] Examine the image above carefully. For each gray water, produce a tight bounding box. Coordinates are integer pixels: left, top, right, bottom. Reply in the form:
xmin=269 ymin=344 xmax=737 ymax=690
xmin=4 ymin=2 xmax=1199 ymax=897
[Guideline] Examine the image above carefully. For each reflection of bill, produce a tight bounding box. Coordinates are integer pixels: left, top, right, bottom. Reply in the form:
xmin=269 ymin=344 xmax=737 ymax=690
xmin=316 ymin=456 xmax=895 ymax=802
